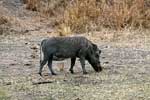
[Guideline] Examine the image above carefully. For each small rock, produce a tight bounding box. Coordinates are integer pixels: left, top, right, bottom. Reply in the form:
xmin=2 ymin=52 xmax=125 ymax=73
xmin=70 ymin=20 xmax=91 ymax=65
xmin=63 ymin=79 xmax=67 ymax=82
xmin=104 ymin=61 xmax=109 ymax=64
xmin=25 ymin=42 xmax=28 ymax=45
xmin=5 ymin=82 xmax=11 ymax=85
xmin=24 ymin=29 xmax=29 ymax=33
xmin=30 ymin=54 xmax=36 ymax=58
xmin=34 ymin=49 xmax=38 ymax=52
xmin=75 ymin=98 xmax=81 ymax=100
xmin=9 ymin=63 xmax=17 ymax=66
xmin=102 ymin=57 xmax=105 ymax=59
xmin=24 ymin=63 xmax=32 ymax=66
xmin=30 ymin=45 xmax=38 ymax=50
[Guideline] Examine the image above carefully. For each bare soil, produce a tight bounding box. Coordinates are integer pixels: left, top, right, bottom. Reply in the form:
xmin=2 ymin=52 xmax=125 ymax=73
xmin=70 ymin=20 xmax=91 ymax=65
xmin=0 ymin=32 xmax=150 ymax=100
xmin=0 ymin=0 xmax=150 ymax=100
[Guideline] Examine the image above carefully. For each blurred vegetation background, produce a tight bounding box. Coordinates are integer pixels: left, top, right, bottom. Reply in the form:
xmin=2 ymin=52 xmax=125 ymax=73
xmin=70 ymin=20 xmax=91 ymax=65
xmin=23 ymin=0 xmax=150 ymax=33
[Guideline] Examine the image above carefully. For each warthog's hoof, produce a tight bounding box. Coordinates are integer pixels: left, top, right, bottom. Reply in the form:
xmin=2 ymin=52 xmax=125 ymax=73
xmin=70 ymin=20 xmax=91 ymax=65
xmin=38 ymin=72 xmax=42 ymax=76
xmin=69 ymin=69 xmax=74 ymax=74
xmin=83 ymin=71 xmax=88 ymax=74
xmin=52 ymin=73 xmax=57 ymax=75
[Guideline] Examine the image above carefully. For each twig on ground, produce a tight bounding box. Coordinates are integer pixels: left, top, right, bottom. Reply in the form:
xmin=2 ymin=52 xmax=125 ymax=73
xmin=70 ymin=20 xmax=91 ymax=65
xmin=32 ymin=81 xmax=54 ymax=85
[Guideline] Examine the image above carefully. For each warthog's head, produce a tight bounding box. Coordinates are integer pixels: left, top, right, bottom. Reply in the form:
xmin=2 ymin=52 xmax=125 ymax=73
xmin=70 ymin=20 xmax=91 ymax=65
xmin=87 ymin=43 xmax=102 ymax=72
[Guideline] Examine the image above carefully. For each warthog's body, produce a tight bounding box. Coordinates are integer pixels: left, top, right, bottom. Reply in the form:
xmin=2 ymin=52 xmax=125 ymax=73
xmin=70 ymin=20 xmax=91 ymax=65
xmin=39 ymin=36 xmax=102 ymax=76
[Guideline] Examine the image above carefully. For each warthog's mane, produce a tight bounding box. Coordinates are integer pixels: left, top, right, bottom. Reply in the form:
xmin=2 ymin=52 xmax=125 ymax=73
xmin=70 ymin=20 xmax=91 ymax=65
xmin=51 ymin=36 xmax=93 ymax=48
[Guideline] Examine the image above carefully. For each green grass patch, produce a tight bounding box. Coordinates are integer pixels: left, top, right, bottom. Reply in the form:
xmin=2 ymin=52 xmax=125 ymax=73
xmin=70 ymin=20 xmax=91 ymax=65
xmin=0 ymin=87 xmax=10 ymax=100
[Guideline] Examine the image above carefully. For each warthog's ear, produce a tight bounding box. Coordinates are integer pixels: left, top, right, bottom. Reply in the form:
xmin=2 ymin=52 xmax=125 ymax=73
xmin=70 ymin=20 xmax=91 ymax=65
xmin=92 ymin=43 xmax=98 ymax=51
xmin=92 ymin=43 xmax=101 ymax=54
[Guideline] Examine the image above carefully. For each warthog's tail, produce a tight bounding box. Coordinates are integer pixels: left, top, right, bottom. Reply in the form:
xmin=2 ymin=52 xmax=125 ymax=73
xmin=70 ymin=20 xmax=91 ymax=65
xmin=40 ymin=39 xmax=46 ymax=65
xmin=40 ymin=42 xmax=42 ymax=65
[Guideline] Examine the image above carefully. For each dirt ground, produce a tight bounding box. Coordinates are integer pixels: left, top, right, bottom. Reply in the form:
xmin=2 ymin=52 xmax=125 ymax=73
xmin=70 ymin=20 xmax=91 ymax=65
xmin=0 ymin=0 xmax=150 ymax=100
xmin=0 ymin=32 xmax=150 ymax=100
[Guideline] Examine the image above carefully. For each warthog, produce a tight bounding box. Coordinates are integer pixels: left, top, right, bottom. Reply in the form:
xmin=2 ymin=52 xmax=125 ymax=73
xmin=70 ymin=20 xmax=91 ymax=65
xmin=39 ymin=36 xmax=102 ymax=76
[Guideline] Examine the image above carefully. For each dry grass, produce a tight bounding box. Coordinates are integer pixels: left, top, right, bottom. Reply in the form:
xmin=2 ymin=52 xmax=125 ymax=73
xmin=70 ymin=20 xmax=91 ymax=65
xmin=24 ymin=0 xmax=150 ymax=34
xmin=23 ymin=0 xmax=39 ymax=11
xmin=61 ymin=0 xmax=150 ymax=33
xmin=0 ymin=29 xmax=150 ymax=100
xmin=0 ymin=15 xmax=9 ymax=35
xmin=0 ymin=87 xmax=9 ymax=100
xmin=0 ymin=16 xmax=8 ymax=25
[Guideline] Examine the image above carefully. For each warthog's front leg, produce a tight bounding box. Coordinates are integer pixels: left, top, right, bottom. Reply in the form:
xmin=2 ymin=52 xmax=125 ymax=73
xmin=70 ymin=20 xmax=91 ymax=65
xmin=79 ymin=57 xmax=87 ymax=74
xmin=69 ymin=57 xmax=76 ymax=74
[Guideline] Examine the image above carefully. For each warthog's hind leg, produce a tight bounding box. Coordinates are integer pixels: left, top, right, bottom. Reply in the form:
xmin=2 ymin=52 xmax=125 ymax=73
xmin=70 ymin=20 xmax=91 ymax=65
xmin=48 ymin=57 xmax=56 ymax=75
xmin=39 ymin=58 xmax=48 ymax=76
